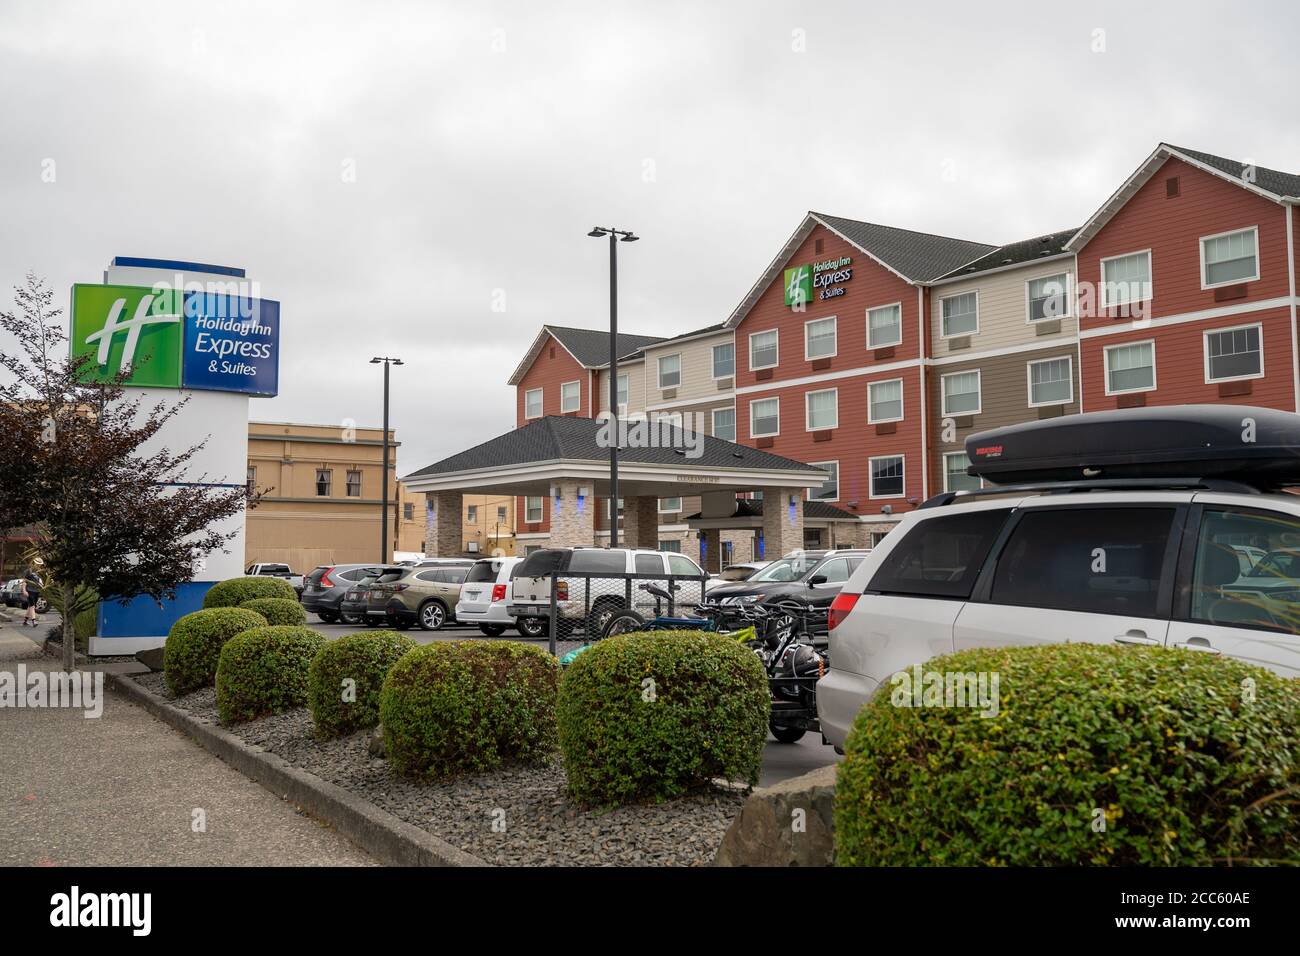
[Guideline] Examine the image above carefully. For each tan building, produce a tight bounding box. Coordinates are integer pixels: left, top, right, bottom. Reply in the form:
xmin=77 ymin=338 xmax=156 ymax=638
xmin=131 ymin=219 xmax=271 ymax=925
xmin=245 ymin=421 xmax=398 ymax=572
xmin=393 ymin=485 xmax=516 ymax=558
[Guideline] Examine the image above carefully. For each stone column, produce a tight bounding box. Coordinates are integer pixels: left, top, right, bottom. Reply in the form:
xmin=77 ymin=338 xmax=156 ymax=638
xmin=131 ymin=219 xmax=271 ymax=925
xmin=761 ymin=487 xmax=804 ymax=560
xmin=548 ymin=480 xmax=596 ymax=548
xmin=702 ymin=528 xmax=722 ymax=573
xmin=424 ymin=491 xmax=462 ymax=557
xmin=621 ymin=496 xmax=659 ymax=549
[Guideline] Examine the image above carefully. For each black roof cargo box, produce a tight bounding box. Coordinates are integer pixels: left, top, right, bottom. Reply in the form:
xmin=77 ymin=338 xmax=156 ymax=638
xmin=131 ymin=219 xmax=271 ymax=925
xmin=965 ymin=405 xmax=1300 ymax=488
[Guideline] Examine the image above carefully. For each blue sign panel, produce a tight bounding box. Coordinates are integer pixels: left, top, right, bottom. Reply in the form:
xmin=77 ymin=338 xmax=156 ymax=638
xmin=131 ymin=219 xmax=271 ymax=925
xmin=181 ymin=292 xmax=280 ymax=396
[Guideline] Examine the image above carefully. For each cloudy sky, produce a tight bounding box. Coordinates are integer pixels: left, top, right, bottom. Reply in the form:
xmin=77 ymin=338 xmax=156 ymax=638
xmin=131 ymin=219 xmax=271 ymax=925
xmin=2 ymin=0 xmax=1298 ymax=472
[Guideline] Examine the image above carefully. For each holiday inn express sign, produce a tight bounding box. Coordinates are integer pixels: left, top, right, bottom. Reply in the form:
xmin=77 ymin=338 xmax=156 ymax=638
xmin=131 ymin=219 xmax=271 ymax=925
xmin=783 ymin=255 xmax=854 ymax=306
xmin=71 ymin=283 xmax=280 ymax=396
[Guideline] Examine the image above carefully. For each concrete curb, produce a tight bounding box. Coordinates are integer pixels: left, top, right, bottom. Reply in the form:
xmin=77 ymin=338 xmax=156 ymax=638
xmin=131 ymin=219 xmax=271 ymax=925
xmin=104 ymin=671 xmax=486 ymax=868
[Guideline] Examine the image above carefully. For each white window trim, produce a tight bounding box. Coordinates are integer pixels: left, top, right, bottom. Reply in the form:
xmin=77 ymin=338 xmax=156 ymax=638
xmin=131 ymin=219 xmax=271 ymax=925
xmin=866 ymin=376 xmax=905 ymax=424
xmin=1026 ymin=355 xmax=1074 ymax=408
xmin=942 ymin=451 xmax=984 ymax=493
xmin=524 ymin=387 xmax=544 ymax=419
xmin=711 ymin=405 xmax=737 ymax=440
xmin=749 ymin=328 xmax=780 ymax=371
xmin=658 ymin=497 xmax=683 ymax=514
xmin=804 ymin=387 xmax=839 ymax=431
xmin=866 ymin=301 xmax=904 ymax=349
xmin=1099 ymin=248 xmax=1154 ymax=309
xmin=940 ymin=369 xmax=982 ymax=417
xmin=807 ymin=459 xmax=840 ymax=503
xmin=1199 ymin=225 xmax=1260 ymax=291
xmin=524 ymin=496 xmax=543 ymax=523
xmin=868 ymin=454 xmax=906 ymax=500
xmin=748 ymin=396 xmax=780 ymax=438
xmin=1103 ymin=338 xmax=1158 ymax=396
xmin=657 ymin=353 xmax=682 ymax=390
xmin=939 ymin=290 xmax=980 ymax=339
xmin=803 ymin=315 xmax=838 ymax=360
xmin=711 ymin=342 xmax=736 ymax=380
xmin=1202 ymin=321 xmax=1265 ymax=384
xmin=1024 ymin=271 xmax=1074 ymax=323
xmin=559 ymin=379 xmax=581 ymax=413
xmin=616 ymin=372 xmax=630 ymax=409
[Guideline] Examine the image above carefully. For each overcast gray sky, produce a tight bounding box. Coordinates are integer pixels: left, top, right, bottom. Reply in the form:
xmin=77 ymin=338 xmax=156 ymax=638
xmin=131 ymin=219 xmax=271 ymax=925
xmin=3 ymin=0 xmax=1298 ymax=472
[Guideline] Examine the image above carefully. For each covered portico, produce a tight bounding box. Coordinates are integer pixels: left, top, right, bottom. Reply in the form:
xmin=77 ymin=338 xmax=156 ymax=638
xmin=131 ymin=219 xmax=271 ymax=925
xmin=399 ymin=415 xmax=836 ymax=571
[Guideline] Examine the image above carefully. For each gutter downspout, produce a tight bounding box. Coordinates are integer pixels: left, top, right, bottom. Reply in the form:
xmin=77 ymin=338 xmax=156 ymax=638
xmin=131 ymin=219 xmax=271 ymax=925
xmin=1286 ymin=202 xmax=1299 ymax=412
xmin=917 ymin=285 xmax=929 ymax=502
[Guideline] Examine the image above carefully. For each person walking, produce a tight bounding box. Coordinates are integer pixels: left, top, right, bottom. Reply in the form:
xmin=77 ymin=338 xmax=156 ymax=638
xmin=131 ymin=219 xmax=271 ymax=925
xmin=21 ymin=569 xmax=41 ymax=628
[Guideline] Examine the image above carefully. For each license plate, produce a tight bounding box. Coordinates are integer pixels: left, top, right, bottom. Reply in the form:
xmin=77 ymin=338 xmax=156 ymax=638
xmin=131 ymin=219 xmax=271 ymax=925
xmin=464 ymin=590 xmax=481 ymax=600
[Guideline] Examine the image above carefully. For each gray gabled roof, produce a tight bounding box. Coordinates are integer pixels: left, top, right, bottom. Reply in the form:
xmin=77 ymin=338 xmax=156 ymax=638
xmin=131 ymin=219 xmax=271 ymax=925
xmin=813 ymin=212 xmax=996 ymax=282
xmin=937 ymin=228 xmax=1079 ymax=281
xmin=404 ymin=415 xmax=827 ymax=479
xmin=1166 ymin=144 xmax=1300 ymax=200
xmin=548 ymin=325 xmax=666 ymax=367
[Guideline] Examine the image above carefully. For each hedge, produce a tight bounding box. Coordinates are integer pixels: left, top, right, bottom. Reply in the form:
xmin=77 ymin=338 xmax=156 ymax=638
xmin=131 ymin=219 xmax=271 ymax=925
xmin=557 ymin=630 xmax=769 ymax=806
xmin=308 ymin=630 xmax=417 ymax=738
xmin=239 ymin=597 xmax=307 ymax=627
xmin=380 ymin=641 xmax=559 ymax=779
xmin=835 ymin=644 xmax=1300 ymax=866
xmin=215 ymin=625 xmax=327 ymax=723
xmin=202 ymin=576 xmax=296 ymax=608
xmin=163 ymin=607 xmax=268 ymax=696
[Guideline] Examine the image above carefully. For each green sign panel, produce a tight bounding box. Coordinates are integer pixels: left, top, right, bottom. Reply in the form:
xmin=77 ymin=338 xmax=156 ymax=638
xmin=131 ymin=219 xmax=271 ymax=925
xmin=783 ymin=264 xmax=812 ymax=307
xmin=70 ymin=284 xmax=184 ymax=388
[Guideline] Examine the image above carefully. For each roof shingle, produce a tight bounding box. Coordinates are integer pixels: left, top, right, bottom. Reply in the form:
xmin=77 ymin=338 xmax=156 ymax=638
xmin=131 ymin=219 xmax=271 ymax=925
xmin=812 ymin=212 xmax=996 ymax=282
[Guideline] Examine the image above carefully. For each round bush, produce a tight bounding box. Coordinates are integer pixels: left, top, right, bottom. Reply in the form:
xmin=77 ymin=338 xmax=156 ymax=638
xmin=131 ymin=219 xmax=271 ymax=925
xmin=308 ymin=631 xmax=417 ymax=738
xmin=380 ymin=641 xmax=559 ymax=779
xmin=163 ymin=607 xmax=268 ymax=696
xmin=215 ymin=625 xmax=327 ymax=723
xmin=202 ymin=576 xmax=296 ymax=609
xmin=835 ymin=644 xmax=1300 ymax=866
xmin=239 ymin=597 xmax=307 ymax=626
xmin=557 ymin=630 xmax=769 ymax=806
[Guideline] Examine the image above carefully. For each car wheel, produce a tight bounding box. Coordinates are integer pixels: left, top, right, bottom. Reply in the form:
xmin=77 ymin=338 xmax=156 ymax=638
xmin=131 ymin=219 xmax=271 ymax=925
xmin=587 ymin=598 xmax=625 ymax=638
xmin=317 ymin=611 xmax=339 ymax=624
xmin=392 ymin=620 xmax=412 ymax=631
xmin=418 ymin=601 xmax=447 ymax=631
xmin=769 ymin=722 xmax=806 ymax=744
xmin=601 ymin=610 xmax=646 ymax=639
xmin=364 ymin=618 xmax=384 ymax=628
xmin=478 ymin=624 xmax=507 ymax=637
xmin=35 ymin=598 xmax=48 ymax=614
xmin=516 ymin=617 xmax=546 ymax=638
xmin=340 ymin=610 xmax=363 ymax=625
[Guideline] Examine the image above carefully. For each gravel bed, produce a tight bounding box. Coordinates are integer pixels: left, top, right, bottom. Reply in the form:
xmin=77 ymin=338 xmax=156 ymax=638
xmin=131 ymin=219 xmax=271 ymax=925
xmin=132 ymin=671 xmax=746 ymax=866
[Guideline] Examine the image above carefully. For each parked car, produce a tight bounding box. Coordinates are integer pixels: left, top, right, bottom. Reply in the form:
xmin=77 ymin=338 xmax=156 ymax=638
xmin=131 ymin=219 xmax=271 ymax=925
xmin=1 ymin=579 xmax=22 ymax=607
xmin=335 ymin=566 xmax=407 ymax=627
xmin=707 ymin=549 xmax=869 ymax=639
xmin=245 ymin=562 xmax=304 ymax=595
xmin=414 ymin=558 xmax=476 ymax=569
xmin=302 ymin=563 xmax=394 ymax=623
xmin=455 ymin=556 xmax=524 ymax=636
xmin=508 ymin=546 xmax=708 ymax=637
xmin=379 ymin=564 xmax=471 ymax=631
xmin=818 ymin=405 xmax=1300 ymax=751
xmin=705 ymin=561 xmax=770 ymax=592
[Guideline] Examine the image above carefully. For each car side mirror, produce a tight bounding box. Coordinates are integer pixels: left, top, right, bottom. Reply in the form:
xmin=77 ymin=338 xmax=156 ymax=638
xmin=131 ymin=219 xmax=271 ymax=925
xmin=808 ymin=574 xmax=827 ymax=586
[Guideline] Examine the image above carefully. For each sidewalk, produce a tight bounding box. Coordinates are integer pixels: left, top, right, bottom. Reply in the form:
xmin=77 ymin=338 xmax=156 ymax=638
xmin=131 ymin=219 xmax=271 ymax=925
xmin=0 ymin=625 xmax=375 ymax=866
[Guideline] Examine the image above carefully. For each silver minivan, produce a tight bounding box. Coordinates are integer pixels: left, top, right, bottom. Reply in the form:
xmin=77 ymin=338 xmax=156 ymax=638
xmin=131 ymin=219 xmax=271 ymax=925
xmin=455 ymin=556 xmax=524 ymax=637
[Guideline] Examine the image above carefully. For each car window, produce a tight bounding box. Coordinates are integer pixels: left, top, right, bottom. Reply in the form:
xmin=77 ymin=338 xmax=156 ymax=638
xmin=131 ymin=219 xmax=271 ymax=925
xmin=751 ymin=556 xmax=818 ymax=582
xmin=667 ymin=554 xmax=702 ymax=577
xmin=990 ymin=507 xmax=1175 ymax=616
xmin=338 ymin=568 xmax=368 ymax=582
xmin=868 ymin=510 xmax=1011 ymax=599
xmin=1189 ymin=508 xmax=1300 ymax=635
xmin=464 ymin=561 xmax=499 ymax=584
xmin=446 ymin=568 xmax=469 ymax=584
xmin=415 ymin=570 xmax=445 ymax=583
xmin=635 ymin=553 xmax=665 ymax=574
xmin=570 ymin=550 xmax=627 ymax=573
xmin=720 ymin=565 xmax=753 ymax=581
xmin=813 ymin=558 xmax=851 ymax=584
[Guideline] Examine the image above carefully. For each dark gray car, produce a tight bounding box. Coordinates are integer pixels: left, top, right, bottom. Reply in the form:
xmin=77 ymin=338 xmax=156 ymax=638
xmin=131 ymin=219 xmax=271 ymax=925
xmin=301 ymin=563 xmax=392 ymax=624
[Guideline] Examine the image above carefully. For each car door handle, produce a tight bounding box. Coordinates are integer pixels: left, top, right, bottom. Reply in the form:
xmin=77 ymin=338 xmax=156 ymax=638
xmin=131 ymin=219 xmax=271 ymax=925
xmin=1113 ymin=629 xmax=1159 ymax=646
xmin=1171 ymin=637 xmax=1221 ymax=654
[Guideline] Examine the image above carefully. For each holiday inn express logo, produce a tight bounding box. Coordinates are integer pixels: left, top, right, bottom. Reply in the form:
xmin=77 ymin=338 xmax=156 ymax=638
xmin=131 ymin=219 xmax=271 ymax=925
xmin=783 ymin=255 xmax=853 ymax=307
xmin=71 ymin=284 xmax=184 ymax=387
xmin=783 ymin=263 xmax=812 ymax=307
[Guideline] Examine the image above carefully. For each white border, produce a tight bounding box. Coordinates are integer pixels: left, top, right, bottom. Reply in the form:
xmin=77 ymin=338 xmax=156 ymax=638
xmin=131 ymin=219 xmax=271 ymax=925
xmin=1100 ymin=248 xmax=1153 ymax=309
xmin=1103 ymin=338 xmax=1157 ymax=395
xmin=711 ymin=341 xmax=736 ymax=380
xmin=748 ymin=396 xmax=780 ymax=437
xmin=868 ymin=454 xmax=906 ymax=500
xmin=524 ymin=387 xmax=543 ymax=419
xmin=711 ymin=405 xmax=737 ymax=441
xmin=941 ymin=451 xmax=984 ymax=492
xmin=1199 ymin=225 xmax=1260 ymax=290
xmin=1202 ymin=321 xmax=1265 ymax=384
xmin=749 ymin=328 xmax=780 ymax=371
xmin=939 ymin=289 xmax=979 ymax=338
xmin=806 ymin=459 xmax=840 ymax=503
xmin=866 ymin=301 xmax=904 ymax=349
xmin=867 ymin=376 xmax=905 ymax=424
xmin=559 ymin=379 xmax=581 ymax=412
xmin=1025 ymin=270 xmax=1073 ymax=323
xmin=940 ymin=368 xmax=982 ymax=417
xmin=658 ymin=496 xmax=683 ymax=514
xmin=524 ymin=495 xmax=544 ymax=523
xmin=805 ymin=387 xmax=839 ymax=431
xmin=804 ymin=315 xmax=838 ymax=360
xmin=1026 ymin=354 xmax=1074 ymax=407
xmin=657 ymin=352 xmax=681 ymax=390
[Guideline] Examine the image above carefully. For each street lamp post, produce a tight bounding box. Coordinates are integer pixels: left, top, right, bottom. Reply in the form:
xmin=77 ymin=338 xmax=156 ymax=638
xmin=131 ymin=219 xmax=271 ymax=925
xmin=587 ymin=226 xmax=638 ymax=547
xmin=370 ymin=356 xmax=403 ymax=562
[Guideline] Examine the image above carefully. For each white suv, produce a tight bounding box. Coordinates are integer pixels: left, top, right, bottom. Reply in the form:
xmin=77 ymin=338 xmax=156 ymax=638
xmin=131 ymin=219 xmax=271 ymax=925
xmin=819 ymin=405 xmax=1300 ymax=750
xmin=455 ymin=556 xmax=524 ymax=637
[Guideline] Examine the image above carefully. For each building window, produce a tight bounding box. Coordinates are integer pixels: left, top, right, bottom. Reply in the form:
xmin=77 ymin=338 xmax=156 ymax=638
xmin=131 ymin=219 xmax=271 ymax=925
xmin=658 ymin=354 xmax=681 ymax=389
xmin=750 ymin=329 xmax=779 ymax=370
xmin=560 ymin=380 xmax=581 ymax=412
xmin=808 ymin=461 xmax=839 ymax=502
xmin=805 ymin=388 xmax=838 ymax=430
xmin=315 ymin=469 xmax=332 ymax=496
xmin=867 ymin=378 xmax=904 ymax=423
xmin=658 ymin=539 xmax=681 ymax=553
xmin=940 ymin=292 xmax=978 ymax=337
xmin=804 ymin=316 xmax=837 ymax=360
xmin=1205 ymin=324 xmax=1263 ymax=382
xmin=943 ymin=452 xmax=982 ymax=493
xmin=467 ymin=504 xmax=478 ymax=523
xmin=606 ymin=497 xmax=624 ymax=519
xmin=246 ymin=466 xmax=256 ymax=497
xmin=659 ymin=497 xmax=682 ymax=513
xmin=525 ymin=496 xmax=543 ymax=523
xmin=712 ymin=342 xmax=735 ymax=378
xmin=403 ymin=503 xmax=414 ymax=521
xmin=346 ymin=470 xmax=361 ymax=497
xmin=1104 ymin=340 xmax=1156 ymax=394
xmin=712 ymin=406 xmax=736 ymax=442
xmin=867 ymin=303 xmax=902 ymax=348
xmin=721 ymin=540 xmax=734 ymax=565
xmin=749 ymin=397 xmax=780 ymax=437
xmin=869 ymin=455 xmax=905 ymax=499
xmin=524 ymin=388 xmax=543 ymax=419
xmin=1027 ymin=356 xmax=1073 ymax=406
xmin=1201 ymin=227 xmax=1259 ymax=288
xmin=497 ymin=505 xmax=507 ymax=523
xmin=1027 ymin=273 xmax=1070 ymax=321
xmin=941 ymin=370 xmax=982 ymax=416
xmin=616 ymin=373 xmax=629 ymax=410
xmin=1101 ymin=250 xmax=1152 ymax=308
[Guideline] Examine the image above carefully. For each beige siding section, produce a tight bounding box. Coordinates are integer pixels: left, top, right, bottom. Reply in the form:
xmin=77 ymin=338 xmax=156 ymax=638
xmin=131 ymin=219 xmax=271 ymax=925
xmin=930 ymin=260 xmax=1077 ymax=357
xmin=596 ymin=360 xmax=647 ymax=415
xmin=642 ymin=331 xmax=736 ymax=409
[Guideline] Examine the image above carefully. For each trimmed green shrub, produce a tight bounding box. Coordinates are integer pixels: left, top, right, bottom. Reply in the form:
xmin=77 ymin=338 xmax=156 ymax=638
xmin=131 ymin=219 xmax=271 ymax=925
xmin=835 ymin=644 xmax=1300 ymax=866
xmin=239 ymin=597 xmax=307 ymax=627
xmin=163 ymin=607 xmax=268 ymax=695
xmin=215 ymin=625 xmax=327 ymax=723
xmin=308 ymin=630 xmax=417 ymax=738
xmin=557 ymin=630 xmax=769 ymax=806
xmin=202 ymin=575 xmax=296 ymax=609
xmin=380 ymin=641 xmax=559 ymax=779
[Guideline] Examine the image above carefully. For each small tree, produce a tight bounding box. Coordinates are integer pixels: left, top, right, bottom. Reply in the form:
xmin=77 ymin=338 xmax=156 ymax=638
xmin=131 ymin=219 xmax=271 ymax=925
xmin=0 ymin=273 xmax=250 ymax=671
